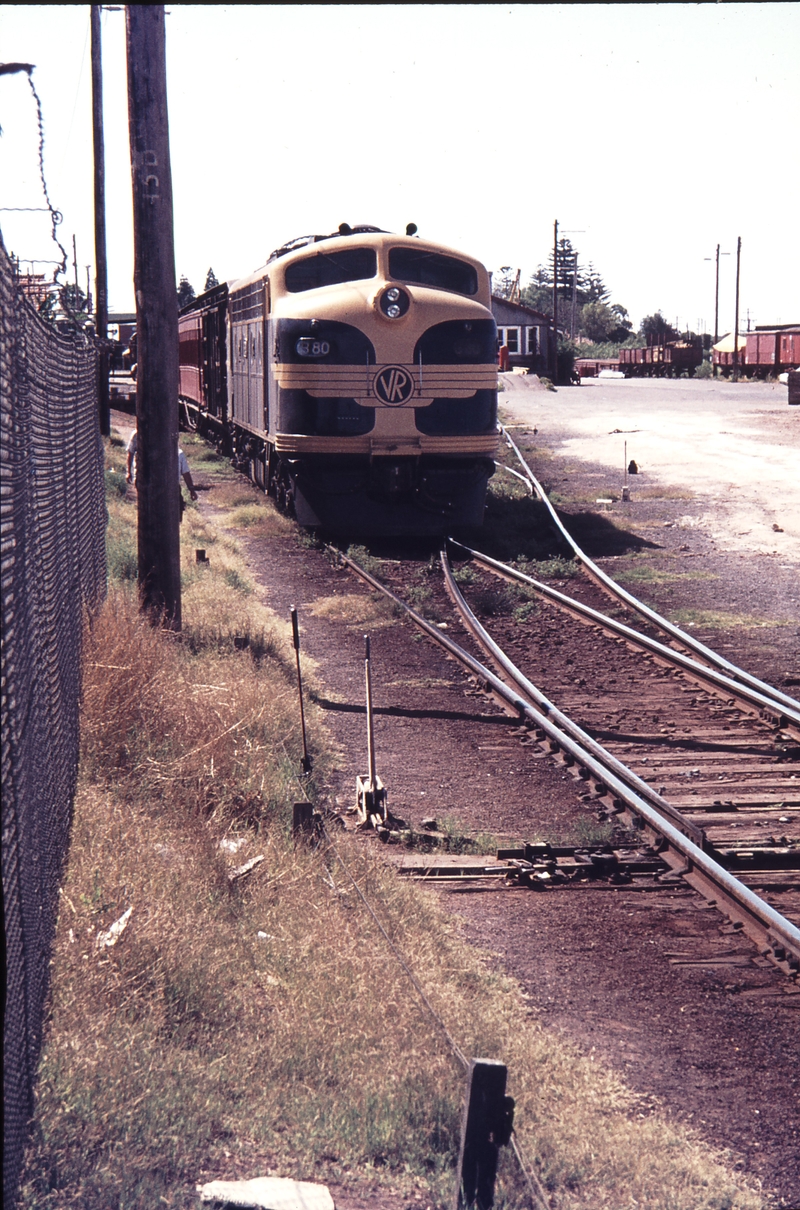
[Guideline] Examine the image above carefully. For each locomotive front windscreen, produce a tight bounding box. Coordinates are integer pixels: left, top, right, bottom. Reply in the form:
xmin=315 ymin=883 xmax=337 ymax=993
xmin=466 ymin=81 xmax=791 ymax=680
xmin=388 ymin=248 xmax=478 ymax=296
xmin=285 ymin=247 xmax=377 ymax=292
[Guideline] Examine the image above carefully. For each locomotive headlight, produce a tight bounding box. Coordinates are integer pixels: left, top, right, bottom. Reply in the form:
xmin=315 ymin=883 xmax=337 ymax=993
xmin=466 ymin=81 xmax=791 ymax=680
xmin=379 ymin=285 xmax=410 ymax=319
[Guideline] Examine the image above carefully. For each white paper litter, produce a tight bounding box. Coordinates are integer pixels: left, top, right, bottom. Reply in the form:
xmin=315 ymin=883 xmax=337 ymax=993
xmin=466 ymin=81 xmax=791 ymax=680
xmin=95 ymin=906 xmax=133 ymax=949
xmin=196 ymin=1176 xmax=334 ymax=1209
xmin=228 ymin=855 xmax=265 ymax=881
xmin=219 ymin=837 xmax=248 ymax=854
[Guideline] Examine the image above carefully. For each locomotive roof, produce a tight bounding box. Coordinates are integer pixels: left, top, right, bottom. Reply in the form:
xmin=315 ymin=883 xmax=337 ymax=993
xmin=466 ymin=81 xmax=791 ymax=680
xmin=229 ymin=230 xmax=488 ymax=295
xmin=267 ymin=225 xmax=388 ymax=263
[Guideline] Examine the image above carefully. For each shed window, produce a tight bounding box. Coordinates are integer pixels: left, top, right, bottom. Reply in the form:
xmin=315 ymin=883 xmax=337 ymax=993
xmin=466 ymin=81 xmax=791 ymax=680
xmin=527 ymin=327 xmax=538 ymax=355
xmin=285 ymin=247 xmax=377 ymax=292
xmin=506 ymin=328 xmax=519 ymax=353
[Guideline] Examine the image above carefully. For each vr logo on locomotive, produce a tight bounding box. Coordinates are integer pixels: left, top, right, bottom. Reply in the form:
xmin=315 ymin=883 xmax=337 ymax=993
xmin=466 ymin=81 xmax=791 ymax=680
xmin=374 ymin=365 xmax=414 ymax=405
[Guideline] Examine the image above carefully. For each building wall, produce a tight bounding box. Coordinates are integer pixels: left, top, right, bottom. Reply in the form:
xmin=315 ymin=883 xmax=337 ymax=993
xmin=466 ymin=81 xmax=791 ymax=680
xmin=491 ymin=298 xmax=552 ymax=373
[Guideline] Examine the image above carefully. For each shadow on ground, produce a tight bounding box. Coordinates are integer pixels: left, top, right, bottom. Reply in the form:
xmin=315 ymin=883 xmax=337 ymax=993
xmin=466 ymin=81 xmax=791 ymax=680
xmin=319 ymin=490 xmax=660 ymax=567
xmin=466 ymin=491 xmax=662 ymax=563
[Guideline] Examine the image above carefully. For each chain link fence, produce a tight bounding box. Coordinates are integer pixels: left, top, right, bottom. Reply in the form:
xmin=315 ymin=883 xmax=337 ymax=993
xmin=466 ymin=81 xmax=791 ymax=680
xmin=2 ymin=238 xmax=106 ymax=1206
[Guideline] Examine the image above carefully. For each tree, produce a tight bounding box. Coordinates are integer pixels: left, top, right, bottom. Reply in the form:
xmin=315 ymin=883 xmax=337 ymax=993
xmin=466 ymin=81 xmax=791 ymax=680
xmin=57 ymin=283 xmax=93 ymax=329
xmin=492 ymin=266 xmax=517 ymax=300
xmin=580 ymin=301 xmax=621 ymax=343
xmin=204 ymin=267 xmax=219 ymax=292
xmin=520 ymin=240 xmax=616 ymax=321
xmin=640 ymin=312 xmax=679 ymax=346
xmin=521 ymin=265 xmax=553 ymax=314
xmin=37 ymin=291 xmax=58 ymax=325
xmin=59 ymin=283 xmax=88 ymax=313
xmin=177 ymin=275 xmax=196 ymax=309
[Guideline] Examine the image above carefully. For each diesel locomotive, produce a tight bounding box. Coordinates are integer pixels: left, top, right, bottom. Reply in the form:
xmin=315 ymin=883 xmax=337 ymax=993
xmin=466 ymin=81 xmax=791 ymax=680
xmin=178 ymin=224 xmax=500 ymax=534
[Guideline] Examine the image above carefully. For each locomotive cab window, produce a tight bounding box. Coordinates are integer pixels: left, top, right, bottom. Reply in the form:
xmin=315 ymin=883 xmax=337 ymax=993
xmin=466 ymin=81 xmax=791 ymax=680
xmin=388 ymin=248 xmax=478 ymax=296
xmin=285 ymin=247 xmax=377 ymax=293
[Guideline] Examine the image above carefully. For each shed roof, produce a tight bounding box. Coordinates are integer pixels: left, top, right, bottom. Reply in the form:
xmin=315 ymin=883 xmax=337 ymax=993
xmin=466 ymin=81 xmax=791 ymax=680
xmin=491 ymin=295 xmax=550 ymax=322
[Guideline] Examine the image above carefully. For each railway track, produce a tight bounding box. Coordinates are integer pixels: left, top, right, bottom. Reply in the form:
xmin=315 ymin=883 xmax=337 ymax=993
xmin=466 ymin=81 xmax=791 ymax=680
xmin=448 ymin=540 xmax=800 ymax=858
xmin=497 ymin=423 xmax=800 ymax=725
xmin=329 ymin=462 xmax=800 ymax=980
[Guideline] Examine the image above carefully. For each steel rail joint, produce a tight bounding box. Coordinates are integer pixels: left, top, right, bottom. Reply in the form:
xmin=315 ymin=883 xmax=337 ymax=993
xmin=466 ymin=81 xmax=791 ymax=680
xmin=333 ymin=548 xmax=800 ymax=973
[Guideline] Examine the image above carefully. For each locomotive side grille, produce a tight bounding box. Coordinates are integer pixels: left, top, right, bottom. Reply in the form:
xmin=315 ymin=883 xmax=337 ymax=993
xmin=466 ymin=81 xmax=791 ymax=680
xmin=230 ymin=280 xmax=265 ymax=321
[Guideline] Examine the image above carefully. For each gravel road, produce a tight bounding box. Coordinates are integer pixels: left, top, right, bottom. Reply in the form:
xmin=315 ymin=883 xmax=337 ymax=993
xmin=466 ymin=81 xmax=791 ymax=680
xmin=498 ymin=375 xmax=799 ymax=564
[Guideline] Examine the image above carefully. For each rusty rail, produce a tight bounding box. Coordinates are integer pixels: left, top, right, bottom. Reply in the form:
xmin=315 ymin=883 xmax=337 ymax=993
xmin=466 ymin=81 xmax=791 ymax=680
xmin=498 ymin=423 xmax=800 ymax=727
xmin=449 ymin=538 xmax=800 ymax=741
xmin=332 ymin=546 xmax=800 ymax=978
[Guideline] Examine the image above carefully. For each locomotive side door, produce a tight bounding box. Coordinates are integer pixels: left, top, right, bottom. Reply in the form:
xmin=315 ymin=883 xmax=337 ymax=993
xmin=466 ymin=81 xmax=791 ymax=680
xmin=264 ymin=277 xmax=274 ymax=439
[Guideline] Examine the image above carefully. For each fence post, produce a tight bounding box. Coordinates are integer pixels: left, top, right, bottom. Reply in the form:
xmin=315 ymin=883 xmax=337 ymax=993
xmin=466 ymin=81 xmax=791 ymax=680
xmin=453 ymin=1059 xmax=514 ymax=1210
xmin=292 ymin=802 xmax=314 ymax=841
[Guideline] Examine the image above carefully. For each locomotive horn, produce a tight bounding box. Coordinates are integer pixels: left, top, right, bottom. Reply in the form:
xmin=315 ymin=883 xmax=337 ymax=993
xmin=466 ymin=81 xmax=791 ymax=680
xmin=406 ymin=223 xmax=418 ymax=236
xmin=338 ymin=222 xmax=352 ymax=236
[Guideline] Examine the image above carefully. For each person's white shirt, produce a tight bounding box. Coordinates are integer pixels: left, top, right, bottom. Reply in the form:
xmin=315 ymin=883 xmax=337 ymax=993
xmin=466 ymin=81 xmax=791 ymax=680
xmin=126 ymin=432 xmax=194 ymax=488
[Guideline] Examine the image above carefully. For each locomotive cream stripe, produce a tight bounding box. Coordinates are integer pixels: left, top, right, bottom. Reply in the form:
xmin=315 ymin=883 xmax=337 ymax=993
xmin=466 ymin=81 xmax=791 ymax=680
xmin=273 ymin=433 xmax=500 ymax=455
xmin=276 ymin=362 xmax=499 ymax=404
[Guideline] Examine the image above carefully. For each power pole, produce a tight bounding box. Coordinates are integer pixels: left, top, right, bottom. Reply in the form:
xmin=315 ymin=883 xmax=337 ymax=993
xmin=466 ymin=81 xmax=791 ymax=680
xmin=733 ymin=236 xmax=742 ymax=384
xmin=713 ymin=243 xmax=720 ymax=346
xmin=552 ymin=219 xmax=558 ymax=382
xmin=91 ymin=4 xmax=110 ymax=435
xmin=126 ymin=4 xmax=181 ymax=627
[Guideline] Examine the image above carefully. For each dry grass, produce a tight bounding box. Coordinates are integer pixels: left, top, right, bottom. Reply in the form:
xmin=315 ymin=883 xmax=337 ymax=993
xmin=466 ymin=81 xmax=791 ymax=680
xmin=615 ymin=566 xmax=719 ymax=586
xmin=670 ymin=607 xmax=789 ymax=631
xmin=17 ymin=435 xmax=767 ymax=1209
xmin=308 ymin=592 xmax=398 ymax=629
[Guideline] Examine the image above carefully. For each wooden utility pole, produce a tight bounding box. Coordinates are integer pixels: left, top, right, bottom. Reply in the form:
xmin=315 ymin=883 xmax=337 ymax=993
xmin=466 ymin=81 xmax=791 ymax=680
xmin=126 ymin=4 xmax=181 ymax=627
xmin=552 ymin=219 xmax=558 ymax=383
xmin=91 ymin=4 xmax=110 ymax=436
xmin=733 ymin=236 xmax=742 ymax=384
xmin=713 ymin=243 xmax=720 ymax=346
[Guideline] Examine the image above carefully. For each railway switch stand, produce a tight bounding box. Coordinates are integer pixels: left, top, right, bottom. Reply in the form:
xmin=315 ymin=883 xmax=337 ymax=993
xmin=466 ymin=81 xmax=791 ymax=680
xmin=356 ymin=635 xmax=389 ymax=829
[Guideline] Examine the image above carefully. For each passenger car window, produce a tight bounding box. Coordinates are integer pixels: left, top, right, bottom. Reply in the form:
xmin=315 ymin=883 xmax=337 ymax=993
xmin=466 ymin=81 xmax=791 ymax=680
xmin=388 ymin=248 xmax=478 ymax=296
xmin=285 ymin=248 xmax=377 ymax=293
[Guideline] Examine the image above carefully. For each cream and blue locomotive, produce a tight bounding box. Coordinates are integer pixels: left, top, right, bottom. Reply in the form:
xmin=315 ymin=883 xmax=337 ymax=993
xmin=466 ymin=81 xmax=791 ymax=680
xmin=179 ymin=225 xmax=499 ymax=534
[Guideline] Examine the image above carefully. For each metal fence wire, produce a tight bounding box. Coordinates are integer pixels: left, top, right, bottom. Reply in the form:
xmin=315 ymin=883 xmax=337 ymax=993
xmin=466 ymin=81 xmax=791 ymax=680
xmin=1 ymin=238 xmax=106 ymax=1206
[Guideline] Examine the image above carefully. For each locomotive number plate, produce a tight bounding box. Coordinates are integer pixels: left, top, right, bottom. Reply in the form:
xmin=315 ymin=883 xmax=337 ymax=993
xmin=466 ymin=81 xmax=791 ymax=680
xmin=296 ymin=338 xmax=331 ymax=358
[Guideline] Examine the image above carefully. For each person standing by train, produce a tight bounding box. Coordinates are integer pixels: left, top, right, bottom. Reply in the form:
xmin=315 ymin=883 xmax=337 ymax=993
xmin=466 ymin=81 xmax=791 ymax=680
xmin=125 ymin=427 xmax=198 ymax=518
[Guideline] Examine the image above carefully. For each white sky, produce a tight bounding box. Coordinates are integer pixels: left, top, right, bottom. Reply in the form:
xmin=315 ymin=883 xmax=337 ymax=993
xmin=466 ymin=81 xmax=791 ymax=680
xmin=2 ymin=3 xmax=798 ymax=332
